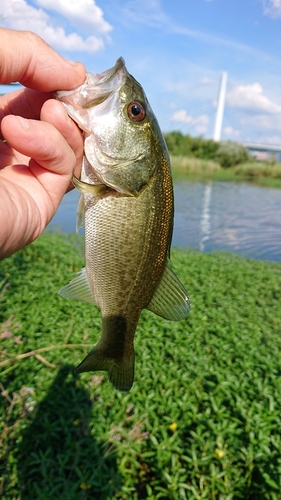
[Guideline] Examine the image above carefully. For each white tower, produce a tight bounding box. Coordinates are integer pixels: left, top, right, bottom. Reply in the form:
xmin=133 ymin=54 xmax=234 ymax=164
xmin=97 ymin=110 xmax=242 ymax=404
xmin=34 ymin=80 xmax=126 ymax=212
xmin=213 ymin=71 xmax=228 ymax=142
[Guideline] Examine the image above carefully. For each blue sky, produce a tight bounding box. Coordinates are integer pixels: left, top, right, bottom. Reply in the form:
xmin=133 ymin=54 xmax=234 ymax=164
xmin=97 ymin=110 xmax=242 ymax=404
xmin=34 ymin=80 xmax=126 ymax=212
xmin=1 ymin=0 xmax=281 ymax=145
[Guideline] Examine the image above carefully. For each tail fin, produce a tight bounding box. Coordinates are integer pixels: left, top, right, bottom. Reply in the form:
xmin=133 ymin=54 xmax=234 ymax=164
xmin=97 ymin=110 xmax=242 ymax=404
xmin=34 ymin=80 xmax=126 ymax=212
xmin=75 ymin=343 xmax=135 ymax=392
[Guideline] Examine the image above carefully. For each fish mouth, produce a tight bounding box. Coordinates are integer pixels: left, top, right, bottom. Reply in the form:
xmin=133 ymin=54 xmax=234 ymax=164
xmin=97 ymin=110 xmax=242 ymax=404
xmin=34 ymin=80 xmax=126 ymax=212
xmin=55 ymin=57 xmax=128 ymax=110
xmin=82 ymin=58 xmax=126 ymax=108
xmin=95 ymin=57 xmax=125 ymax=84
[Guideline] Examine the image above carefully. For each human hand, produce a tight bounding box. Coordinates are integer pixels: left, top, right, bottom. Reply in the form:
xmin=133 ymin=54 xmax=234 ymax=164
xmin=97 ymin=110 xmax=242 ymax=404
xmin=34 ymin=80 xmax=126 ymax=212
xmin=0 ymin=28 xmax=86 ymax=259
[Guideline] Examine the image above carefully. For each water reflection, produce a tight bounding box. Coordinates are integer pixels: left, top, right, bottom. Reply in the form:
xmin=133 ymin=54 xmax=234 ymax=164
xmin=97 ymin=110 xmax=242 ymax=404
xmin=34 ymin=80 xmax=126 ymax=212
xmin=199 ymin=182 xmax=212 ymax=252
xmin=48 ymin=181 xmax=281 ymax=262
xmin=173 ymin=180 xmax=281 ymax=261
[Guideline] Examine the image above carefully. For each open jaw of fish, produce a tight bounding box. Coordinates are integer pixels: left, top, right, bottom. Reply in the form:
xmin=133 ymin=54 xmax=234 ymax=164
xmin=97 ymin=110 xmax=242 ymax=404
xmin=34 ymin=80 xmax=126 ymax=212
xmin=56 ymin=58 xmax=190 ymax=392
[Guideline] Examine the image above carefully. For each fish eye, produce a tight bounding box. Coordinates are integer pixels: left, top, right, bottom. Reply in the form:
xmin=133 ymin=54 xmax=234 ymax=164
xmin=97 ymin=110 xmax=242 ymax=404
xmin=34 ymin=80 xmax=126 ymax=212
xmin=127 ymin=101 xmax=146 ymax=122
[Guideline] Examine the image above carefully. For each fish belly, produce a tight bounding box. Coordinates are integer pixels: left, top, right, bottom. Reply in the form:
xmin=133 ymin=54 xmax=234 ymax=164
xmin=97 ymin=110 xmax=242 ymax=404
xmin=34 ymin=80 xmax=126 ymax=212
xmin=76 ymin=157 xmax=173 ymax=390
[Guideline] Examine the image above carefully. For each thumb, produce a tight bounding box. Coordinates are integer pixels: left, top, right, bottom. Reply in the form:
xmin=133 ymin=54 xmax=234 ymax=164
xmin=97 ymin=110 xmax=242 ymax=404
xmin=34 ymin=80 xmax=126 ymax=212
xmin=0 ymin=28 xmax=86 ymax=91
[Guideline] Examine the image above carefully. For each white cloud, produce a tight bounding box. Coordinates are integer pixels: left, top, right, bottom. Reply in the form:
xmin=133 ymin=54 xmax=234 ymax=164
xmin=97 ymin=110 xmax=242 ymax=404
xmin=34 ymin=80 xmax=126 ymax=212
xmin=172 ymin=110 xmax=193 ymax=124
xmin=172 ymin=110 xmax=209 ymax=134
xmin=225 ymin=81 xmax=281 ymax=140
xmin=35 ymin=0 xmax=112 ymax=34
xmin=124 ymin=1 xmax=273 ymax=62
xmin=224 ymin=126 xmax=240 ymax=137
xmin=263 ymin=0 xmax=281 ymax=17
xmin=227 ymin=82 xmax=281 ymax=114
xmin=122 ymin=0 xmax=170 ymax=29
xmin=201 ymin=77 xmax=214 ymax=85
xmin=1 ymin=0 xmax=112 ymax=52
xmin=263 ymin=134 xmax=281 ymax=144
xmin=240 ymin=113 xmax=281 ymax=132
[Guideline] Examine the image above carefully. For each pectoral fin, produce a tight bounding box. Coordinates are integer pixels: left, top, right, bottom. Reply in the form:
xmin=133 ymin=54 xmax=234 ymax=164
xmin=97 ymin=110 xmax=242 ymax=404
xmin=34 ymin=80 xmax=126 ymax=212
xmin=76 ymin=194 xmax=84 ymax=232
xmin=58 ymin=267 xmax=95 ymax=305
xmin=146 ymin=263 xmax=190 ymax=320
xmin=72 ymin=174 xmax=109 ymax=196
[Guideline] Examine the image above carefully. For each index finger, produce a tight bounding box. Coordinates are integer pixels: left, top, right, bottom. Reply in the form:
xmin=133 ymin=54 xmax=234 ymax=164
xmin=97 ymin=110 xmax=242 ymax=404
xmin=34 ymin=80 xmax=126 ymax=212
xmin=0 ymin=28 xmax=86 ymax=91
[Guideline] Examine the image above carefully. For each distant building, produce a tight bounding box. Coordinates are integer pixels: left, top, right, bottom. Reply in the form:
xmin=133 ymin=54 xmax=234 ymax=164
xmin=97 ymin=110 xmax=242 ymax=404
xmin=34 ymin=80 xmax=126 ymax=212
xmin=250 ymin=151 xmax=276 ymax=162
xmin=243 ymin=142 xmax=281 ymax=162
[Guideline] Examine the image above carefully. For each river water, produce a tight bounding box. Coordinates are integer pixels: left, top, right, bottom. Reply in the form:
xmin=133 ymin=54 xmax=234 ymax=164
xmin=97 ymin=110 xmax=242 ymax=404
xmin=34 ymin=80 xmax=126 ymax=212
xmin=47 ymin=180 xmax=281 ymax=262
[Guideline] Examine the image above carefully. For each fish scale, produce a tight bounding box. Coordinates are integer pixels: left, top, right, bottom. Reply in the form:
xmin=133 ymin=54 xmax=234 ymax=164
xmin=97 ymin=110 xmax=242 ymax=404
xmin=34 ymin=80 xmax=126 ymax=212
xmin=83 ymin=156 xmax=173 ymax=318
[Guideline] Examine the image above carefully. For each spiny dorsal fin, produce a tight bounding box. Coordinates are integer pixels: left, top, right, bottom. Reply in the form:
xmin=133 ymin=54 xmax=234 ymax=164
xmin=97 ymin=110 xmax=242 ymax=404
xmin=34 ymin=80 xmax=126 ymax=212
xmin=146 ymin=263 xmax=190 ymax=321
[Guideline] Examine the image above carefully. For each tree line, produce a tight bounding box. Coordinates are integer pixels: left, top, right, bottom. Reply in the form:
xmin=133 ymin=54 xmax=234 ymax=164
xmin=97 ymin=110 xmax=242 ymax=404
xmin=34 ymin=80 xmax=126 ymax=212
xmin=164 ymin=131 xmax=251 ymax=168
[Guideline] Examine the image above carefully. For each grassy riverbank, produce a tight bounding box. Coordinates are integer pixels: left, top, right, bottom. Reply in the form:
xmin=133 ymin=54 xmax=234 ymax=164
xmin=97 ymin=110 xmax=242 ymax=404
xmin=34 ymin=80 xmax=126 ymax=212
xmin=171 ymin=155 xmax=281 ymax=188
xmin=1 ymin=232 xmax=281 ymax=499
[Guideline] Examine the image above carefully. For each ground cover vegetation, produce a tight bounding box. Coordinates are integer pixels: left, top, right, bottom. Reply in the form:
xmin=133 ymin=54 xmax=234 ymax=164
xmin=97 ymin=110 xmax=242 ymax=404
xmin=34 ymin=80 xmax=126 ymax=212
xmin=164 ymin=132 xmax=281 ymax=187
xmin=1 ymin=233 xmax=281 ymax=498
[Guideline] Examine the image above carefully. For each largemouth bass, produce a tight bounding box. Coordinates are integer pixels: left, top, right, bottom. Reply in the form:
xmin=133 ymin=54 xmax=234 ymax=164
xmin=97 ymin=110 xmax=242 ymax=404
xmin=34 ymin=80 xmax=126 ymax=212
xmin=56 ymin=58 xmax=190 ymax=391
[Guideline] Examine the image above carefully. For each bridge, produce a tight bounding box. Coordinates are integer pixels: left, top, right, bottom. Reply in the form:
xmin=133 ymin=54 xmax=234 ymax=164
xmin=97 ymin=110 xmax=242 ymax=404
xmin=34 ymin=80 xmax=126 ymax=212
xmin=242 ymin=142 xmax=281 ymax=161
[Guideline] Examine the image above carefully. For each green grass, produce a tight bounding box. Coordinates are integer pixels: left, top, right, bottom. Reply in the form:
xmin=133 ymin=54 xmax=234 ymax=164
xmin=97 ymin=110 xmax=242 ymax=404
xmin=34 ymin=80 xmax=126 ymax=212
xmin=1 ymin=232 xmax=281 ymax=499
xmin=171 ymin=156 xmax=221 ymax=175
xmin=171 ymin=155 xmax=281 ymax=188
